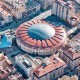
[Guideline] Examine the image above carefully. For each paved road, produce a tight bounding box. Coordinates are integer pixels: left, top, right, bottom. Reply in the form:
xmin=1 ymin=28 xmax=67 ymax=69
xmin=67 ymin=27 xmax=78 ymax=36
xmin=32 ymin=10 xmax=52 ymax=20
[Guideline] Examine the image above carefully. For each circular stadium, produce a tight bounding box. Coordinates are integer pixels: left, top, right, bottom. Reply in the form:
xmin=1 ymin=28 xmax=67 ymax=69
xmin=16 ymin=20 xmax=66 ymax=56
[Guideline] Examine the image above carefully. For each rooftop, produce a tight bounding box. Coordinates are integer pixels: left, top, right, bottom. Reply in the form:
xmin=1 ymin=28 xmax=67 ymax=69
xmin=54 ymin=0 xmax=74 ymax=10
xmin=0 ymin=15 xmax=4 ymax=21
xmin=58 ymin=75 xmax=79 ymax=80
xmin=26 ymin=1 xmax=40 ymax=10
xmin=16 ymin=20 xmax=66 ymax=49
xmin=0 ymin=7 xmax=11 ymax=16
xmin=33 ymin=54 xmax=66 ymax=77
xmin=15 ymin=54 xmax=38 ymax=69
xmin=62 ymin=33 xmax=80 ymax=60
xmin=7 ymin=72 xmax=25 ymax=80
xmin=28 ymin=23 xmax=55 ymax=40
xmin=0 ymin=34 xmax=12 ymax=48
xmin=0 ymin=53 xmax=16 ymax=79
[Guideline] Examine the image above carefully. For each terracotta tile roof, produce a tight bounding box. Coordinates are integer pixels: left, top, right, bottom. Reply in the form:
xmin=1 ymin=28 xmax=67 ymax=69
xmin=41 ymin=40 xmax=47 ymax=48
xmin=16 ymin=20 xmax=66 ymax=55
xmin=33 ymin=55 xmax=66 ymax=77
xmin=36 ymin=40 xmax=41 ymax=48
xmin=46 ymin=40 xmax=53 ymax=47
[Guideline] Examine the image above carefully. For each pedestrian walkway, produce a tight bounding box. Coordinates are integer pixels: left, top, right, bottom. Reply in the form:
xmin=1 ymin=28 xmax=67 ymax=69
xmin=32 ymin=10 xmax=52 ymax=20
xmin=67 ymin=27 xmax=78 ymax=36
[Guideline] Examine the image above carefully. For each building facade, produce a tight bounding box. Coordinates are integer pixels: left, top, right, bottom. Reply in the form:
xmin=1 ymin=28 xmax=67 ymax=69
xmin=15 ymin=54 xmax=40 ymax=78
xmin=59 ymin=33 xmax=80 ymax=69
xmin=52 ymin=0 xmax=79 ymax=26
xmin=0 ymin=52 xmax=16 ymax=80
xmin=0 ymin=7 xmax=13 ymax=25
xmin=32 ymin=54 xmax=67 ymax=80
xmin=35 ymin=0 xmax=53 ymax=9
xmin=7 ymin=72 xmax=25 ymax=80
xmin=0 ymin=0 xmax=40 ymax=19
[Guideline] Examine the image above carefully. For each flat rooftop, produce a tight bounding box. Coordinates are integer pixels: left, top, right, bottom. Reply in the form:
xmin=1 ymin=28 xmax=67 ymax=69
xmin=15 ymin=54 xmax=39 ymax=69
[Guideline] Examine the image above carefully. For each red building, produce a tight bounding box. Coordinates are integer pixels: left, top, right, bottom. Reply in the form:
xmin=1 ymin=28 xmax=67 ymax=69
xmin=32 ymin=54 xmax=67 ymax=80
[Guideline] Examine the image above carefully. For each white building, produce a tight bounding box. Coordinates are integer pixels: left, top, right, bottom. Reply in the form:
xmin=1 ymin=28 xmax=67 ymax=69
xmin=15 ymin=54 xmax=39 ymax=78
xmin=0 ymin=7 xmax=13 ymax=25
xmin=52 ymin=0 xmax=78 ymax=26
xmin=35 ymin=0 xmax=53 ymax=9
xmin=1 ymin=0 xmax=40 ymax=19
xmin=26 ymin=1 xmax=40 ymax=17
